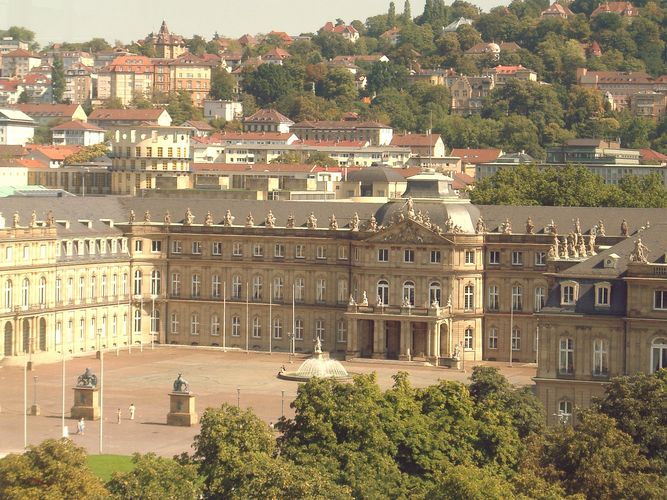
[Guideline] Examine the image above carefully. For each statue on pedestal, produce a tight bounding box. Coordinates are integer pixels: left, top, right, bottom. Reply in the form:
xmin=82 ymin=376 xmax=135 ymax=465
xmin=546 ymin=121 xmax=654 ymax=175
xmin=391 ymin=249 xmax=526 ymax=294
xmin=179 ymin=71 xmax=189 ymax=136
xmin=361 ymin=291 xmax=368 ymax=306
xmin=47 ymin=210 xmax=55 ymax=228
xmin=526 ymin=217 xmax=535 ymax=234
xmin=144 ymin=210 xmax=151 ymax=224
xmin=246 ymin=212 xmax=254 ymax=227
xmin=597 ymin=219 xmax=606 ymax=236
xmin=173 ymin=373 xmax=189 ymax=393
xmin=348 ymin=294 xmax=356 ymax=306
xmin=501 ymin=218 xmax=512 ymax=234
xmin=286 ymin=214 xmax=295 ymax=228
xmin=164 ymin=211 xmax=171 ymax=225
xmin=629 ymin=238 xmax=649 ymax=263
xmin=621 ymin=219 xmax=629 ymax=237
xmin=329 ymin=214 xmax=338 ymax=230
xmin=574 ymin=217 xmax=581 ymax=235
xmin=406 ymin=197 xmax=415 ymax=219
xmin=29 ymin=210 xmax=37 ymax=228
xmin=184 ymin=208 xmax=194 ymax=226
xmin=444 ymin=215 xmax=454 ymax=233
xmin=128 ymin=210 xmax=135 ymax=225
xmin=369 ymin=215 xmax=378 ymax=232
xmin=547 ymin=219 xmax=557 ymax=235
xmin=77 ymin=368 xmax=98 ymax=388
xmin=204 ymin=211 xmax=213 ymax=226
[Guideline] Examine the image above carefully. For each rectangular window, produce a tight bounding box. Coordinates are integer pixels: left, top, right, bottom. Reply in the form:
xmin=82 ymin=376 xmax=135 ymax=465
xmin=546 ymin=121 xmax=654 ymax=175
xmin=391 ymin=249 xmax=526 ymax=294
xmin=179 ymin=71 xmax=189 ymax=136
xmin=488 ymin=327 xmax=498 ymax=349
xmin=316 ymin=278 xmax=326 ymax=302
xmin=274 ymin=244 xmax=284 ymax=258
xmin=212 ymin=275 xmax=221 ymax=298
xmin=596 ymin=286 xmax=610 ymax=307
xmin=593 ymin=339 xmax=609 ymax=376
xmin=151 ymin=240 xmax=162 ymax=253
xmin=337 ymin=320 xmax=347 ymax=343
xmin=337 ymin=246 xmax=348 ymax=260
xmin=512 ymin=251 xmax=523 ymax=266
xmin=295 ymin=277 xmax=305 ymax=302
xmin=171 ymin=240 xmax=182 ymax=254
xmin=315 ymin=319 xmax=325 ymax=340
xmin=535 ymin=251 xmax=546 ymax=266
xmin=489 ymin=250 xmax=500 ymax=265
xmin=134 ymin=240 xmax=143 ymax=253
xmin=562 ymin=285 xmax=576 ymax=305
xmin=253 ymin=244 xmax=263 ymax=257
xmin=212 ymin=241 xmax=222 ymax=256
xmin=378 ymin=248 xmax=389 ymax=262
xmin=534 ymin=287 xmax=545 ymax=312
xmin=295 ymin=319 xmax=304 ymax=340
xmin=192 ymin=241 xmax=202 ymax=255
xmin=430 ymin=250 xmax=441 ymax=264
xmin=316 ymin=246 xmax=326 ymax=260
xmin=559 ymin=338 xmax=574 ymax=374
xmin=511 ymin=285 xmax=522 ymax=311
xmin=464 ymin=285 xmax=474 ymax=311
xmin=465 ymin=250 xmax=475 ymax=264
xmin=404 ymin=249 xmax=414 ymax=263
xmin=170 ymin=313 xmax=179 ymax=334
xmin=464 ymin=328 xmax=473 ymax=350
xmin=487 ymin=285 xmax=499 ymax=311
xmin=295 ymin=244 xmax=305 ymax=259
xmin=232 ymin=242 xmax=242 ymax=256
xmin=252 ymin=317 xmax=261 ymax=338
xmin=191 ymin=275 xmax=201 ymax=298
xmin=171 ymin=273 xmax=180 ymax=297
xmin=231 ymin=316 xmax=240 ymax=337
xmin=512 ymin=328 xmax=521 ymax=351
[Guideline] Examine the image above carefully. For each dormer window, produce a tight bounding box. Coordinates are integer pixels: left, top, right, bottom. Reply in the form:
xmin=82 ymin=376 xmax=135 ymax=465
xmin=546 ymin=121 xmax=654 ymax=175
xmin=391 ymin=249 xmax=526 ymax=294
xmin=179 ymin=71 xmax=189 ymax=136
xmin=560 ymin=281 xmax=578 ymax=306
xmin=595 ymin=282 xmax=611 ymax=308
xmin=604 ymin=254 xmax=619 ymax=269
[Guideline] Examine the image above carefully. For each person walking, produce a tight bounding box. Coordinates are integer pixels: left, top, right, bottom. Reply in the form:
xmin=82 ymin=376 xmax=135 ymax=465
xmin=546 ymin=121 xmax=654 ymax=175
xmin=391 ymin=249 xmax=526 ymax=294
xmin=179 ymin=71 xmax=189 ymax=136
xmin=129 ymin=403 xmax=135 ymax=420
xmin=78 ymin=418 xmax=85 ymax=435
xmin=116 ymin=408 xmax=122 ymax=424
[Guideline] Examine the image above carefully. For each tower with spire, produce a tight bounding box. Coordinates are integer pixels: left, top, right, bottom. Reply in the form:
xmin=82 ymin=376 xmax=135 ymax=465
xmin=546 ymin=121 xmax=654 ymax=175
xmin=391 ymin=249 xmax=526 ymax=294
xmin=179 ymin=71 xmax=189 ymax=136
xmin=154 ymin=20 xmax=186 ymax=59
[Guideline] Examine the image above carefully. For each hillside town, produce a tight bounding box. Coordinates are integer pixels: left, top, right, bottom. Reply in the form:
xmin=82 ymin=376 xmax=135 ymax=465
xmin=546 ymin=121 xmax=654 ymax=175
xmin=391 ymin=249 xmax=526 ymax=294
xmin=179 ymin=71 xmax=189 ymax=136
xmin=0 ymin=1 xmax=667 ymax=498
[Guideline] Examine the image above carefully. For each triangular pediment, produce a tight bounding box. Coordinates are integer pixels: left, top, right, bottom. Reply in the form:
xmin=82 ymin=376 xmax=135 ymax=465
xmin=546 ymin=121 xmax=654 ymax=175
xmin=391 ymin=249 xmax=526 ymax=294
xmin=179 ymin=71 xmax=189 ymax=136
xmin=364 ymin=219 xmax=447 ymax=245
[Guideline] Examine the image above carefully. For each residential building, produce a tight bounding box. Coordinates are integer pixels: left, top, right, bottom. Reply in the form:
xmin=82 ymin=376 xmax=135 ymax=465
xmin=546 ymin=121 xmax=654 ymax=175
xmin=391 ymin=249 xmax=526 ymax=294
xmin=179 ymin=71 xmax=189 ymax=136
xmin=0 ymin=79 xmax=22 ymax=105
xmin=1 ymin=49 xmax=41 ymax=78
xmin=144 ymin=21 xmax=187 ymax=59
xmin=381 ymin=27 xmax=401 ymax=46
xmin=14 ymin=103 xmax=87 ymax=126
xmin=203 ymin=100 xmax=243 ymax=121
xmin=390 ymin=133 xmax=446 ymax=158
xmin=243 ymin=108 xmax=294 ymax=133
xmin=98 ymin=55 xmax=154 ymax=106
xmin=151 ymin=58 xmax=172 ymax=96
xmin=64 ymin=64 xmax=93 ymax=104
xmin=20 ymin=73 xmax=51 ymax=103
xmin=261 ymin=47 xmax=291 ymax=65
xmin=629 ymin=91 xmax=667 ymax=121
xmin=476 ymin=152 xmax=536 ymax=180
xmin=109 ymin=124 xmax=192 ymax=194
xmin=590 ymin=1 xmax=638 ymax=17
xmin=0 ymin=37 xmax=29 ymax=55
xmin=321 ymin=22 xmax=360 ymax=43
xmin=0 ymin=109 xmax=35 ymax=145
xmin=484 ymin=65 xmax=538 ymax=85
xmin=443 ymin=18 xmax=474 ymax=32
xmin=51 ymin=121 xmax=106 ymax=146
xmin=170 ymin=53 xmax=213 ymax=106
xmin=0 ymin=160 xmax=28 ymax=186
xmin=576 ymin=68 xmax=657 ymax=111
xmin=540 ymin=2 xmax=574 ymax=18
xmin=450 ymin=148 xmax=503 ymax=176
xmin=180 ymin=120 xmax=214 ymax=137
xmin=291 ymin=120 xmax=393 ymax=146
xmin=449 ymin=75 xmax=495 ymax=115
xmin=25 ymin=145 xmax=81 ymax=168
xmin=88 ymin=108 xmax=172 ymax=129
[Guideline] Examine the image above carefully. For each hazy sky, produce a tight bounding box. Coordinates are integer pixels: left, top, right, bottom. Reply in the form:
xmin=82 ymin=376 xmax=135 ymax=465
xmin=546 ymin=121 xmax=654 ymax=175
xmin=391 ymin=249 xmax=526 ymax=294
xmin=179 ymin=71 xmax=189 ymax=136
xmin=3 ymin=0 xmax=507 ymax=46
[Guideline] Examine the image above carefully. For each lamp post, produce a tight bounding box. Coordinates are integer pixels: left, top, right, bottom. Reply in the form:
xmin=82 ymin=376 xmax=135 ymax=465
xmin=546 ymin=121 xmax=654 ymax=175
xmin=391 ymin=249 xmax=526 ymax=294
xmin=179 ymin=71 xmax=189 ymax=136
xmin=23 ymin=360 xmax=27 ymax=449
xmin=31 ymin=375 xmax=38 ymax=415
xmin=509 ymin=290 xmax=514 ymax=368
xmin=150 ymin=294 xmax=157 ymax=350
xmin=281 ymin=390 xmax=285 ymax=419
xmin=97 ymin=330 xmax=104 ymax=454
xmin=61 ymin=347 xmax=67 ymax=437
xmin=237 ymin=387 xmax=240 ymax=408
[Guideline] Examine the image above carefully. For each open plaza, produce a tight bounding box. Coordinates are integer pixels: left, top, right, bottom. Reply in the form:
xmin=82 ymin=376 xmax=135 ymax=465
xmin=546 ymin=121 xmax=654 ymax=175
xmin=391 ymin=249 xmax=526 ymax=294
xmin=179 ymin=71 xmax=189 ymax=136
xmin=0 ymin=346 xmax=536 ymax=457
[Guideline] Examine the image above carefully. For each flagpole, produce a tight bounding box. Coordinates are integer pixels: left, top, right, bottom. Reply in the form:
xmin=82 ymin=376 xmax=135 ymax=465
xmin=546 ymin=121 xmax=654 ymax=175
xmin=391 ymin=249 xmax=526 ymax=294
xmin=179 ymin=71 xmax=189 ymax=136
xmin=269 ymin=283 xmax=273 ymax=354
xmin=222 ymin=281 xmax=226 ymax=352
xmin=245 ymin=282 xmax=249 ymax=354
xmin=292 ymin=283 xmax=296 ymax=357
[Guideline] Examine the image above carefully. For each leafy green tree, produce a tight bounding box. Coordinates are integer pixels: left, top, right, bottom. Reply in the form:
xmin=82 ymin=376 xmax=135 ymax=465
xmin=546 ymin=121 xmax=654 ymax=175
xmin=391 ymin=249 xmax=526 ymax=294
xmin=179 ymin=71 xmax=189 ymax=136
xmin=103 ymin=97 xmax=125 ymax=109
xmin=209 ymin=67 xmax=235 ymax=100
xmin=270 ymin=152 xmax=304 ymax=164
xmin=593 ymin=371 xmax=667 ymax=471
xmin=312 ymin=31 xmax=356 ymax=59
xmin=63 ymin=144 xmax=110 ymax=165
xmin=242 ymin=63 xmax=304 ymax=106
xmin=498 ymin=114 xmax=544 ymax=159
xmin=0 ymin=439 xmax=107 ymax=499
xmin=107 ymin=453 xmax=202 ymax=500
xmin=306 ymin=152 xmax=339 ymax=166
xmin=51 ymin=56 xmax=65 ymax=104
xmin=366 ymin=61 xmax=409 ymax=94
xmin=426 ymin=464 xmax=516 ymax=500
xmin=403 ymin=0 xmax=412 ymax=21
xmin=166 ymin=90 xmax=203 ymax=123
xmin=17 ymin=90 xmax=28 ymax=104
xmin=371 ymin=88 xmax=417 ymax=131
xmin=276 ymin=93 xmax=342 ymax=122
xmin=321 ymin=68 xmax=357 ymax=103
xmin=619 ymin=115 xmax=656 ymax=149
xmin=388 ymin=1 xmax=397 ymax=27
xmin=535 ymin=411 xmax=667 ymax=499
xmin=186 ymin=35 xmax=207 ymax=56
xmin=616 ymin=174 xmax=667 ymax=208
xmin=455 ymin=24 xmax=483 ymax=51
xmin=566 ymin=87 xmax=605 ymax=129
xmin=130 ymin=92 xmax=153 ymax=109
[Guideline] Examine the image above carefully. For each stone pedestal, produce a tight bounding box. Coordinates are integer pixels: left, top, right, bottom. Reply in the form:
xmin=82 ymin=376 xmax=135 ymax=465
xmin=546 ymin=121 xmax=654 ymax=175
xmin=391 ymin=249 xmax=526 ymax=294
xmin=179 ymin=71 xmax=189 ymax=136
xmin=167 ymin=392 xmax=198 ymax=426
xmin=29 ymin=404 xmax=40 ymax=416
xmin=71 ymin=386 xmax=100 ymax=420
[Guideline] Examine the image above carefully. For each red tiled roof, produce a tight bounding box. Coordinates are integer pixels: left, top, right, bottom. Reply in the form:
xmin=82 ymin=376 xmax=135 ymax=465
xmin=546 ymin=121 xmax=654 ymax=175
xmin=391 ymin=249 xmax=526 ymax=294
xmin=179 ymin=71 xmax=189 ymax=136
xmin=390 ymin=133 xmax=442 ymax=147
xmin=541 ymin=2 xmax=574 ymax=16
xmin=263 ymin=47 xmax=290 ymax=59
xmin=639 ymin=149 xmax=667 ymax=163
xmin=450 ymin=148 xmax=502 ymax=164
xmin=4 ymin=49 xmax=41 ymax=58
xmin=452 ymin=172 xmax=475 ymax=190
xmin=181 ymin=120 xmax=214 ymax=131
xmin=591 ymin=1 xmax=638 ymax=16
xmin=26 ymin=145 xmax=82 ymax=161
xmin=292 ymin=120 xmax=390 ymax=129
xmin=268 ymin=31 xmax=293 ymax=43
xmin=89 ymin=108 xmax=167 ymax=121
xmin=492 ymin=65 xmax=531 ymax=74
xmin=51 ymin=120 xmax=105 ymax=131
xmin=105 ymin=55 xmax=153 ymax=73
xmin=15 ymin=158 xmax=45 ymax=168
xmin=0 ymin=80 xmax=21 ymax=91
xmin=192 ymin=162 xmax=314 ymax=173
xmin=14 ymin=103 xmax=81 ymax=117
xmin=21 ymin=73 xmax=51 ymax=85
xmin=244 ymin=108 xmax=293 ymax=123
xmin=295 ymin=140 xmax=369 ymax=147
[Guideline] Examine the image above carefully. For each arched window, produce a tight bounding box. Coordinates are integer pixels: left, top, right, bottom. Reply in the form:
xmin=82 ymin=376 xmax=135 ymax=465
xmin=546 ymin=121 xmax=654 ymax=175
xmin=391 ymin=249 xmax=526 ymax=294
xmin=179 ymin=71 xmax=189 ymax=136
xmin=511 ymin=284 xmax=522 ymax=311
xmin=534 ymin=286 xmax=545 ymax=312
xmin=294 ymin=277 xmax=305 ymax=302
xmin=4 ymin=279 xmax=12 ymax=309
xmin=170 ymin=272 xmax=180 ymax=297
xmin=511 ymin=327 xmax=521 ymax=351
xmin=429 ymin=281 xmax=441 ymax=306
xmin=211 ymin=314 xmax=220 ymax=336
xmin=559 ymin=337 xmax=574 ymax=374
xmin=593 ymin=338 xmax=609 ymax=375
xmin=273 ymin=317 xmax=282 ymax=339
xmin=212 ymin=275 xmax=221 ymax=299
xmin=651 ymin=337 xmax=667 ymax=373
xmin=191 ymin=274 xmax=201 ymax=298
xmin=337 ymin=278 xmax=347 ymax=303
xmin=464 ymin=327 xmax=473 ymax=349
xmin=38 ymin=277 xmax=46 ymax=305
xmin=232 ymin=275 xmax=242 ymax=299
xmin=190 ymin=313 xmax=200 ymax=336
xmin=133 ymin=270 xmax=142 ymax=296
xmin=170 ymin=313 xmax=179 ymax=334
xmin=402 ymin=281 xmax=415 ymax=306
xmin=151 ymin=270 xmax=161 ymax=295
xmin=133 ymin=309 xmax=141 ymax=333
xmin=377 ymin=280 xmax=389 ymax=306
xmin=316 ymin=278 xmax=326 ymax=302
xmin=151 ymin=309 xmax=160 ymax=334
xmin=231 ymin=315 xmax=240 ymax=337
xmin=273 ymin=276 xmax=284 ymax=301
xmin=557 ymin=400 xmax=572 ymax=424
xmin=464 ymin=283 xmax=474 ymax=310
xmin=90 ymin=275 xmax=97 ymax=300
xmin=252 ymin=275 xmax=263 ymax=300
xmin=21 ymin=278 xmax=29 ymax=307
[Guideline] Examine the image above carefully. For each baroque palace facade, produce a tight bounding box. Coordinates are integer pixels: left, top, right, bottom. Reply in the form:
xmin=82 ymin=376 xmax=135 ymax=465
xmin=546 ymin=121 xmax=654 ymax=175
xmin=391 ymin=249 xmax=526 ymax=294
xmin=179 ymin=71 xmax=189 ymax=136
xmin=1 ymin=172 xmax=666 ymax=423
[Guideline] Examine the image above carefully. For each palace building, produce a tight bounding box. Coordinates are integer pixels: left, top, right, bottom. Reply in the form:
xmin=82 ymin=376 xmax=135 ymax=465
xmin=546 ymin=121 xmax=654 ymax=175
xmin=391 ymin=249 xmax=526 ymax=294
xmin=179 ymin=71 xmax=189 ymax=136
xmin=1 ymin=172 xmax=666 ymax=424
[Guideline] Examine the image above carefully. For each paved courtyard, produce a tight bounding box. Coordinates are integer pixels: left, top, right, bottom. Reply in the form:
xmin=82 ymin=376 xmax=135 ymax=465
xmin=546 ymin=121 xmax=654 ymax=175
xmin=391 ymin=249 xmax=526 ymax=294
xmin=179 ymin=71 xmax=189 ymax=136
xmin=0 ymin=347 xmax=536 ymax=457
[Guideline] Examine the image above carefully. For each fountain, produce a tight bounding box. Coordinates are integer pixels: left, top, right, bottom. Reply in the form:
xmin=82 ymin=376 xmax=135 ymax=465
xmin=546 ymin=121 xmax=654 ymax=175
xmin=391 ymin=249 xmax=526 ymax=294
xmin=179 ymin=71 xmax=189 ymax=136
xmin=278 ymin=337 xmax=351 ymax=381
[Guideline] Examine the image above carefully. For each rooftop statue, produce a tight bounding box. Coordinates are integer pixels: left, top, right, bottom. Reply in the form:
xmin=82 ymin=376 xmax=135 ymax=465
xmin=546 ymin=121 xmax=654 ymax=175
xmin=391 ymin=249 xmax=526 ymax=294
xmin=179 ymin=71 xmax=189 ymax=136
xmin=77 ymin=368 xmax=97 ymax=388
xmin=47 ymin=210 xmax=55 ymax=228
xmin=265 ymin=210 xmax=275 ymax=228
xmin=574 ymin=217 xmax=581 ymax=235
xmin=629 ymin=237 xmax=649 ymax=263
xmin=204 ymin=211 xmax=213 ymax=226
xmin=286 ymin=213 xmax=295 ymax=228
xmin=526 ymin=217 xmax=535 ymax=234
xmin=184 ymin=208 xmax=194 ymax=225
xmin=246 ymin=212 xmax=254 ymax=227
xmin=173 ymin=373 xmax=189 ymax=393
xmin=164 ymin=211 xmax=171 ymax=225
xmin=350 ymin=212 xmax=360 ymax=231
xmin=406 ymin=197 xmax=415 ymax=219
xmin=501 ymin=218 xmax=512 ymax=235
xmin=621 ymin=219 xmax=629 ymax=237
xmin=475 ymin=216 xmax=487 ymax=234
xmin=329 ymin=214 xmax=338 ymax=230
xmin=29 ymin=210 xmax=37 ymax=228
xmin=128 ymin=210 xmax=135 ymax=225
xmin=598 ymin=219 xmax=606 ymax=236
xmin=223 ymin=209 xmax=234 ymax=227
xmin=369 ymin=215 xmax=378 ymax=232
xmin=307 ymin=212 xmax=317 ymax=229
xmin=144 ymin=210 xmax=151 ymax=224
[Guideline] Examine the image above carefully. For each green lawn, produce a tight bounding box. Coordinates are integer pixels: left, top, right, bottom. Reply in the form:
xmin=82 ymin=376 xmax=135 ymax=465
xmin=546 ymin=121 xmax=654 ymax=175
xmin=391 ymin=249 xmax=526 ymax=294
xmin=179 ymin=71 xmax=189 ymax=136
xmin=86 ymin=454 xmax=135 ymax=482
